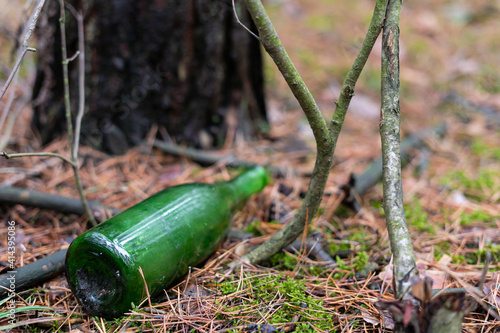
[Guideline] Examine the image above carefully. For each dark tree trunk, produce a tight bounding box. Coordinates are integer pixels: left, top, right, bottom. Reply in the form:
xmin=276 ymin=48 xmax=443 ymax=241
xmin=33 ymin=0 xmax=267 ymax=154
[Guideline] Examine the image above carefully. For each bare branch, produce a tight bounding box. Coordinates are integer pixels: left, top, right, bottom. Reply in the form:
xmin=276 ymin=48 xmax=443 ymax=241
xmin=58 ymin=0 xmax=75 ymax=148
xmin=67 ymin=50 xmax=80 ymax=62
xmin=241 ymin=0 xmax=333 ymax=265
xmin=0 ymin=151 xmax=75 ymax=166
xmin=65 ymin=3 xmax=85 ymax=162
xmin=58 ymin=0 xmax=96 ymax=226
xmin=240 ymin=0 xmax=389 ymax=265
xmin=0 ymin=0 xmax=45 ymax=101
xmin=232 ymin=0 xmax=260 ymax=40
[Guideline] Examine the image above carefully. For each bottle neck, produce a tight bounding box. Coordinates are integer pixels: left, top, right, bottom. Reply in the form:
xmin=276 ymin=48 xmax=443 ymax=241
xmin=226 ymin=167 xmax=269 ymax=208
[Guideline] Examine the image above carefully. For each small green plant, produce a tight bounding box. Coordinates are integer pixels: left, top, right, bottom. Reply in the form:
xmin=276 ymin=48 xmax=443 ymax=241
xmin=245 ymin=221 xmax=262 ymax=236
xmin=348 ymin=228 xmax=373 ymax=251
xmin=434 ymin=242 xmax=451 ymax=260
xmin=467 ymin=244 xmax=500 ymax=265
xmin=218 ymin=279 xmax=239 ymax=295
xmin=269 ymin=252 xmax=298 ymax=270
xmin=353 ymin=251 xmax=370 ymax=272
xmin=328 ymin=239 xmax=352 ymax=255
xmin=451 ymin=254 xmax=466 ymax=265
xmin=333 ymin=256 xmax=351 ymax=279
xmin=371 ymin=200 xmax=385 ymax=216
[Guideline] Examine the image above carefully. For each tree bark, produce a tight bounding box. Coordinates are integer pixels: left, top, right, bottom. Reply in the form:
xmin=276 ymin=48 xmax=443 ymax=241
xmin=380 ymin=0 xmax=416 ymax=300
xmin=239 ymin=0 xmax=389 ymax=265
xmin=32 ymin=0 xmax=267 ymax=154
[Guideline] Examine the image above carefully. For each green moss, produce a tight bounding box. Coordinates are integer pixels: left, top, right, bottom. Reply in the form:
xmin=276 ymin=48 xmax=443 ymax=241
xmin=328 ymin=240 xmax=351 ymax=255
xmin=328 ymin=228 xmax=375 ymax=270
xmin=269 ymin=252 xmax=329 ymax=276
xmin=216 ymin=274 xmax=335 ymax=330
xmin=440 ymin=169 xmax=499 ymax=201
xmin=460 ymin=210 xmax=495 ymax=226
xmin=333 ymin=256 xmax=351 ymax=279
xmin=371 ymin=200 xmax=385 ymax=216
xmin=348 ymin=228 xmax=373 ymax=251
xmin=451 ymin=254 xmax=466 ymax=265
xmin=269 ymin=252 xmax=298 ymax=270
xmin=477 ymin=65 xmax=500 ymax=94
xmin=466 ymin=244 xmax=500 ymax=265
xmin=471 ymin=138 xmax=500 ymax=162
xmin=354 ymin=251 xmax=370 ymax=272
xmin=434 ymin=242 xmax=451 ymax=259
xmin=334 ymin=205 xmax=351 ymax=219
xmin=308 ymin=265 xmax=326 ymax=276
xmin=475 ymin=169 xmax=498 ymax=191
xmin=245 ymin=221 xmax=262 ymax=236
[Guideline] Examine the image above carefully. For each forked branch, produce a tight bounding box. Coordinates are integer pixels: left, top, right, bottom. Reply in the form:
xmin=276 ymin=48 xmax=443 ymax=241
xmin=240 ymin=0 xmax=389 ymax=265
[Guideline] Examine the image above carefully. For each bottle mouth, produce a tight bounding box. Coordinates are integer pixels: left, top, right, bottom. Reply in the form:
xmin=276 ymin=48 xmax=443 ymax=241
xmin=65 ymin=236 xmax=138 ymax=319
xmin=70 ymin=252 xmax=126 ymax=318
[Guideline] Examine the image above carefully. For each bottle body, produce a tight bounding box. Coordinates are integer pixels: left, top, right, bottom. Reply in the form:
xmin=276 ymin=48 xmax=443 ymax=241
xmin=65 ymin=167 xmax=268 ymax=318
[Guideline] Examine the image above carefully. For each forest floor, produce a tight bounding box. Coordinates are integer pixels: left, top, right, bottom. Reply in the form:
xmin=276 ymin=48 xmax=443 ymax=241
xmin=1 ymin=0 xmax=500 ymax=332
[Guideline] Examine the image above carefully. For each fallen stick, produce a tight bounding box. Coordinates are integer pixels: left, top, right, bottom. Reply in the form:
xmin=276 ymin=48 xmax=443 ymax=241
xmin=0 ymin=187 xmax=122 ymax=298
xmin=0 ymin=249 xmax=66 ymax=298
xmin=442 ymin=91 xmax=500 ymax=125
xmin=286 ymin=236 xmax=335 ymax=265
xmin=230 ymin=230 xmax=335 ymax=265
xmin=0 ymin=186 xmax=121 ymax=219
xmin=153 ymin=140 xmax=299 ymax=178
xmin=342 ymin=123 xmax=447 ymax=211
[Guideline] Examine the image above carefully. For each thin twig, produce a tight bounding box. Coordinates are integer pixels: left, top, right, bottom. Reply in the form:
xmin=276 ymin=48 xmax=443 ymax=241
xmin=0 ymin=74 xmax=19 ymax=139
xmin=153 ymin=139 xmax=297 ymax=178
xmin=58 ymin=0 xmax=74 ymax=148
xmin=232 ymin=0 xmax=260 ymax=40
xmin=0 ymin=0 xmax=44 ymax=136
xmin=0 ymin=98 xmax=26 ymax=151
xmin=58 ymin=0 xmax=96 ymax=226
xmin=0 ymin=0 xmax=45 ymax=101
xmin=0 ymin=151 xmax=75 ymax=166
xmin=65 ymin=3 xmax=85 ymax=162
xmin=67 ymin=50 xmax=80 ymax=62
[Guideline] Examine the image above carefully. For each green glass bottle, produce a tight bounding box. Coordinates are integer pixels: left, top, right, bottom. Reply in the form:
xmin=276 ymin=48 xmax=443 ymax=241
xmin=65 ymin=167 xmax=269 ymax=318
